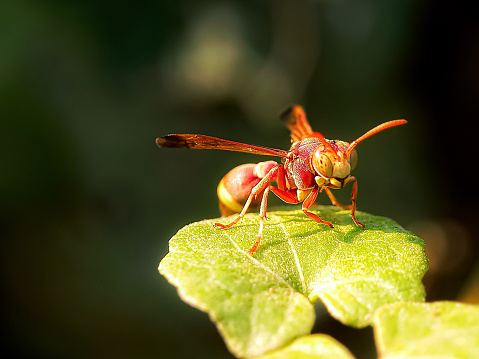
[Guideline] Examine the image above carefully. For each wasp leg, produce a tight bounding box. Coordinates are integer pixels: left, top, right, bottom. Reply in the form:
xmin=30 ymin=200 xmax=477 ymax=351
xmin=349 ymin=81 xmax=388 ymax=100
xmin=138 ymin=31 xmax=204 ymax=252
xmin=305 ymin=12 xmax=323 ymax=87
xmin=249 ymin=173 xmax=301 ymax=254
xmin=275 ymin=164 xmax=288 ymax=191
xmin=347 ymin=177 xmax=365 ymax=228
xmin=269 ymin=186 xmax=300 ymax=204
xmin=249 ymin=164 xmax=300 ymax=255
xmin=302 ymin=187 xmax=334 ymax=228
xmin=248 ymin=186 xmax=271 ymax=255
xmin=325 ymin=178 xmax=364 ymax=228
xmin=324 ymin=187 xmax=352 ymax=210
xmin=215 ymin=164 xmax=281 ymax=254
xmin=215 ymin=164 xmax=279 ymax=230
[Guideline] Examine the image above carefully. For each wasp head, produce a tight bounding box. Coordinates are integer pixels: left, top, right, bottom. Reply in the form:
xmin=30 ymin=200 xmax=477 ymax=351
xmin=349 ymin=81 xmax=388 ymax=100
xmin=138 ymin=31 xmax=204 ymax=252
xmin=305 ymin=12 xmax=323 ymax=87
xmin=311 ymin=140 xmax=357 ymax=188
xmin=309 ymin=118 xmax=407 ymax=188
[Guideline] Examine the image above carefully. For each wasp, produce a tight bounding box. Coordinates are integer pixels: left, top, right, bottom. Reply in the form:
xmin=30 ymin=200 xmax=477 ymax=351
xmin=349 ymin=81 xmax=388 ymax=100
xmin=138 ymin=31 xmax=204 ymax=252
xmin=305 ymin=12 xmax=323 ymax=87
xmin=157 ymin=105 xmax=406 ymax=255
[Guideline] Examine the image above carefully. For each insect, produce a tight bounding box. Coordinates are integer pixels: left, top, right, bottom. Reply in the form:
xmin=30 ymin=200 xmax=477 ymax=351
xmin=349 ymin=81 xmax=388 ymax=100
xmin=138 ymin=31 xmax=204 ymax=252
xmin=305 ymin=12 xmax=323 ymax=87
xmin=156 ymin=105 xmax=406 ymax=255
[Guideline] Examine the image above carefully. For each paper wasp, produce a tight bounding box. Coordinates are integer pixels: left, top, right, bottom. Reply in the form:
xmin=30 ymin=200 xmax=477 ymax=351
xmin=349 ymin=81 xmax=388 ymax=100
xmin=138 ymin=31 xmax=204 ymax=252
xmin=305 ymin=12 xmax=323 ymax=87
xmin=157 ymin=105 xmax=406 ymax=255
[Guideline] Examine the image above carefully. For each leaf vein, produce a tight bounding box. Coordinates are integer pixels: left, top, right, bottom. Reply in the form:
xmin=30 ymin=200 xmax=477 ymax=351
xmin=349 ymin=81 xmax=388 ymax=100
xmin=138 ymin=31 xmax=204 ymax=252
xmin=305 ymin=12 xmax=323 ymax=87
xmin=278 ymin=220 xmax=306 ymax=293
xmin=222 ymin=229 xmax=297 ymax=292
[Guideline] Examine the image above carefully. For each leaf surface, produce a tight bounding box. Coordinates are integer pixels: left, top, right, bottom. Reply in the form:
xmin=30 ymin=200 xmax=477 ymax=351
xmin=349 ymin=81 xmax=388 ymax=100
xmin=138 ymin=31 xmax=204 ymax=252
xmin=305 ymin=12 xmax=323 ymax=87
xmin=257 ymin=334 xmax=355 ymax=359
xmin=159 ymin=206 xmax=428 ymax=357
xmin=374 ymin=301 xmax=479 ymax=358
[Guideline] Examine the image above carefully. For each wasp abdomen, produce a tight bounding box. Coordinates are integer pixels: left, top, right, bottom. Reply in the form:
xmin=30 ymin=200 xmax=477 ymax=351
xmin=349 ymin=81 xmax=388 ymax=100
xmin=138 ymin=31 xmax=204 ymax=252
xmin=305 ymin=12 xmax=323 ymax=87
xmin=217 ymin=161 xmax=277 ymax=217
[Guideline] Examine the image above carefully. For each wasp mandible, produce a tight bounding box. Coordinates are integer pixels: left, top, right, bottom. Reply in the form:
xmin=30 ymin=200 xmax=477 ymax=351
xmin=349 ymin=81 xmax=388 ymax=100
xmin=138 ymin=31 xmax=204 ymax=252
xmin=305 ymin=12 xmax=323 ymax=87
xmin=157 ymin=105 xmax=406 ymax=255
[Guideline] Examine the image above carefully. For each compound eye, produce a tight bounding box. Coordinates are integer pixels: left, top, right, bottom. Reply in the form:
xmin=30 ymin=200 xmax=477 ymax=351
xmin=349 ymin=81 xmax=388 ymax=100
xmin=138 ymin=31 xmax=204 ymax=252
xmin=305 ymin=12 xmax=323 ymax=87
xmin=348 ymin=149 xmax=358 ymax=171
xmin=313 ymin=150 xmax=333 ymax=178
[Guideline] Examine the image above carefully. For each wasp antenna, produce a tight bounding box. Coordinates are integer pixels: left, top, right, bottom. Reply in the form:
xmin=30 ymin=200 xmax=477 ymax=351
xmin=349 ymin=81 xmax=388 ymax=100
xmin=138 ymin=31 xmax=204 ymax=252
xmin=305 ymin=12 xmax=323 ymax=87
xmin=311 ymin=131 xmax=341 ymax=161
xmin=345 ymin=119 xmax=407 ymax=157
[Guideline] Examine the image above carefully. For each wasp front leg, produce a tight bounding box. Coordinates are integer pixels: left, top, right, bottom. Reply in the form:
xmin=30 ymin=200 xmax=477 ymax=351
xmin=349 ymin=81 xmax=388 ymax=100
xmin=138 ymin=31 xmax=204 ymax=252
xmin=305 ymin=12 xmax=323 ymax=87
xmin=271 ymin=185 xmax=334 ymax=228
xmin=348 ymin=177 xmax=365 ymax=228
xmin=301 ymin=187 xmax=334 ymax=228
xmin=326 ymin=177 xmax=365 ymax=228
xmin=323 ymin=187 xmax=352 ymax=210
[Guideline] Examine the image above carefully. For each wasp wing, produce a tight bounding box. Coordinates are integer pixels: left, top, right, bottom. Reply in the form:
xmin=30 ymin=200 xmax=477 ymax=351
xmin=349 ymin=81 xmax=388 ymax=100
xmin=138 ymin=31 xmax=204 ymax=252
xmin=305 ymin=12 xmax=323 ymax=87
xmin=280 ymin=105 xmax=315 ymax=142
xmin=156 ymin=134 xmax=288 ymax=157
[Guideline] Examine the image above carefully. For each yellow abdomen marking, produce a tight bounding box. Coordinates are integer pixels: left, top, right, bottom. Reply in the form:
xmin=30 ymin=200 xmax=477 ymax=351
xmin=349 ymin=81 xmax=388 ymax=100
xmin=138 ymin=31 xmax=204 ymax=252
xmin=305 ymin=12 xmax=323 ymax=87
xmin=217 ymin=180 xmax=244 ymax=213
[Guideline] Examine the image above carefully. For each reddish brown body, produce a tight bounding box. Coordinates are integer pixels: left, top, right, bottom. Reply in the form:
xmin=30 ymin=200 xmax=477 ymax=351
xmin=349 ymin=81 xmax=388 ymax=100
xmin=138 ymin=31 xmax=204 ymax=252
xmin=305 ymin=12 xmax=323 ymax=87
xmin=157 ymin=105 xmax=406 ymax=255
xmin=284 ymin=138 xmax=321 ymax=191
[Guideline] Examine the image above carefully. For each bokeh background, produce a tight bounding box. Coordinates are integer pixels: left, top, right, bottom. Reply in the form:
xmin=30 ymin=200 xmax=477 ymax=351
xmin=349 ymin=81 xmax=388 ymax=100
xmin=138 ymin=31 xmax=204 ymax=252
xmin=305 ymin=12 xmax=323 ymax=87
xmin=2 ymin=0 xmax=478 ymax=358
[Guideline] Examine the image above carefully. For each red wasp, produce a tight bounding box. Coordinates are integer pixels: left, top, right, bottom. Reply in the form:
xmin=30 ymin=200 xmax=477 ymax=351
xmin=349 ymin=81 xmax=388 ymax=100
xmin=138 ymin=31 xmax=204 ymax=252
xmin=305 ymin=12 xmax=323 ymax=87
xmin=157 ymin=105 xmax=406 ymax=255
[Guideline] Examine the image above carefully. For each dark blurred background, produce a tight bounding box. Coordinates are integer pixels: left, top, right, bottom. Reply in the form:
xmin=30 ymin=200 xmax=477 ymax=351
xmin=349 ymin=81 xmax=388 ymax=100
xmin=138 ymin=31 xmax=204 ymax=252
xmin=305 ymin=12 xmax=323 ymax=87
xmin=1 ymin=0 xmax=478 ymax=358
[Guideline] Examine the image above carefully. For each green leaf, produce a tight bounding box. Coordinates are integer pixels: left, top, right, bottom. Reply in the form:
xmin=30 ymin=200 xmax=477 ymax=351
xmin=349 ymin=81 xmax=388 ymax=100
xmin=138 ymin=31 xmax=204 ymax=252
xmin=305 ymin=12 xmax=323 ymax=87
xmin=257 ymin=334 xmax=355 ymax=359
xmin=159 ymin=206 xmax=428 ymax=357
xmin=374 ymin=301 xmax=479 ymax=358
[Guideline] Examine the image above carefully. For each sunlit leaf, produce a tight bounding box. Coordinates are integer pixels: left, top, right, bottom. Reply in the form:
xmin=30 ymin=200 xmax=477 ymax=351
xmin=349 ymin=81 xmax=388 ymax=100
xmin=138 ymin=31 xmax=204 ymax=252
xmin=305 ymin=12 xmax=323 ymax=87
xmin=159 ymin=206 xmax=428 ymax=357
xmin=374 ymin=301 xmax=479 ymax=358
xmin=257 ymin=334 xmax=355 ymax=359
